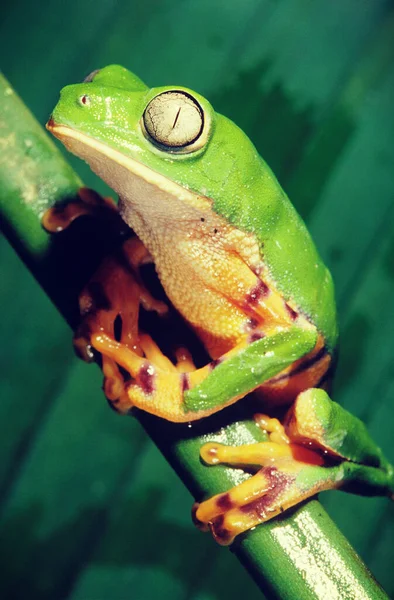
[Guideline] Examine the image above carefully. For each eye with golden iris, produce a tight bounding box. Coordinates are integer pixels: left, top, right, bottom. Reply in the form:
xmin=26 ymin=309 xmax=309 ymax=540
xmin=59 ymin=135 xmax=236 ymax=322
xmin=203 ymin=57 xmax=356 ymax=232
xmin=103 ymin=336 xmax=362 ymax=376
xmin=142 ymin=91 xmax=205 ymax=152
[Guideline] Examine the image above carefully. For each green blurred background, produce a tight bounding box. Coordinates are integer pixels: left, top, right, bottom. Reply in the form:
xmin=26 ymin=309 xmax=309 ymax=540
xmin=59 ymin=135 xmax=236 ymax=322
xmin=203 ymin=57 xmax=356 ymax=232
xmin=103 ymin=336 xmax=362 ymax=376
xmin=1 ymin=1 xmax=394 ymax=598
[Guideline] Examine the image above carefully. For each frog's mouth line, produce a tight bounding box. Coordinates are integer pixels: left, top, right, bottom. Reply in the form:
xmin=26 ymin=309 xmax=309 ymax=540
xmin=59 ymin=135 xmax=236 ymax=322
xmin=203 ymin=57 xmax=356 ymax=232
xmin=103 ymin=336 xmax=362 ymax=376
xmin=46 ymin=120 xmax=211 ymax=214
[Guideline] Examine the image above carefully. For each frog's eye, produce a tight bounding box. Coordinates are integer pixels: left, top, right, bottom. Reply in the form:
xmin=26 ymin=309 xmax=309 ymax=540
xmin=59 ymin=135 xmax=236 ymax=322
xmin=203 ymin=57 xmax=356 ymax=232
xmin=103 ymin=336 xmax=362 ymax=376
xmin=142 ymin=91 xmax=205 ymax=152
xmin=83 ymin=69 xmax=101 ymax=83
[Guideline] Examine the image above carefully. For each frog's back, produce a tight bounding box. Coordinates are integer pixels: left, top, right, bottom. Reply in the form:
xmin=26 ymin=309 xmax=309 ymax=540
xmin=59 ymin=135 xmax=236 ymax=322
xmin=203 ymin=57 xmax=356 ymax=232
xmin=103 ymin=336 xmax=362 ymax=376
xmin=256 ymin=176 xmax=338 ymax=354
xmin=227 ymin=176 xmax=337 ymax=353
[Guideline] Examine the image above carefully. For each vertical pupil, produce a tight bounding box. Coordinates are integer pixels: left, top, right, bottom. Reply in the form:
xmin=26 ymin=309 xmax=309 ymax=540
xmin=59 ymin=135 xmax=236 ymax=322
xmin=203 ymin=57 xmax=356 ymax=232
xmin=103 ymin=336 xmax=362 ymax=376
xmin=143 ymin=91 xmax=203 ymax=149
xmin=81 ymin=95 xmax=87 ymax=105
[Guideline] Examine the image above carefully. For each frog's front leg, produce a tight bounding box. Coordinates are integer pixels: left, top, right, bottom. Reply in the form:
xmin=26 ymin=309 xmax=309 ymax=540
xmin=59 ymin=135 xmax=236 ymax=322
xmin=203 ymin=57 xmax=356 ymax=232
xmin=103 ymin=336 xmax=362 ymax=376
xmin=194 ymin=389 xmax=394 ymax=545
xmin=91 ymin=325 xmax=317 ymax=422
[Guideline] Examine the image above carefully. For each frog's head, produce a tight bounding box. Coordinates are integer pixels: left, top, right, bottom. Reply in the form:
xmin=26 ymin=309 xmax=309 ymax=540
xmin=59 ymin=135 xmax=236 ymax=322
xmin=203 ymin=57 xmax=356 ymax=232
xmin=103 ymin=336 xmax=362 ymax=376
xmin=48 ymin=65 xmax=213 ymax=155
xmin=47 ymin=65 xmax=276 ymax=224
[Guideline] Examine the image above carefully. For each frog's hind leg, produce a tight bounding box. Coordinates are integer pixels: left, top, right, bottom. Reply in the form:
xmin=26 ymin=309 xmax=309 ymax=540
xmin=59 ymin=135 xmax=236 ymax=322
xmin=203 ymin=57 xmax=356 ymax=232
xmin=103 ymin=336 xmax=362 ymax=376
xmin=193 ymin=467 xmax=296 ymax=545
xmin=194 ymin=389 xmax=394 ymax=544
xmin=194 ymin=413 xmax=325 ymax=545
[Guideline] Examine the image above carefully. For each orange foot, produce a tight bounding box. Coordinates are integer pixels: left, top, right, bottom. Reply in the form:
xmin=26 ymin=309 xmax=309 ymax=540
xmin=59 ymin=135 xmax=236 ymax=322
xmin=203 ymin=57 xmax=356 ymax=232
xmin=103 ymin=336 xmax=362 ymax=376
xmin=193 ymin=410 xmax=327 ymax=545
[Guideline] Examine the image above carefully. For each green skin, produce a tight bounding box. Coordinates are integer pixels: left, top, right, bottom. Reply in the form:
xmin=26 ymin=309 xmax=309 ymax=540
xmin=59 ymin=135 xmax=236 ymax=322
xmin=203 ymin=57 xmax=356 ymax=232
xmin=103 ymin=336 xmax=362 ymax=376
xmin=50 ymin=65 xmax=337 ymax=349
xmin=48 ymin=65 xmax=393 ymax=511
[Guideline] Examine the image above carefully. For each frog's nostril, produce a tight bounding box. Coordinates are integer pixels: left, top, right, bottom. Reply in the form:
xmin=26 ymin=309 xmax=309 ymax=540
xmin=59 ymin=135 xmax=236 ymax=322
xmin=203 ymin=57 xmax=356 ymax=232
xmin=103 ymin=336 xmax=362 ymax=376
xmin=79 ymin=94 xmax=91 ymax=107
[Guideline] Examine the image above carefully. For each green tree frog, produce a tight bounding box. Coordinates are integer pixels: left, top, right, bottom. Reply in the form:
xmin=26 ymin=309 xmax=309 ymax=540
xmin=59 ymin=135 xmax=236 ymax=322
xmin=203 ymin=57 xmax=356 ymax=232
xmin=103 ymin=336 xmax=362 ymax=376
xmin=46 ymin=65 xmax=393 ymax=545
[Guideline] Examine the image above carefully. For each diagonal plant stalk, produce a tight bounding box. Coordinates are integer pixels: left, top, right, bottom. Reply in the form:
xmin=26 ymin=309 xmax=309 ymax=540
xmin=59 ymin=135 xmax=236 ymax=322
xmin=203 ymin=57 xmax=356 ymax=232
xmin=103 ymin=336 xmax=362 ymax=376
xmin=0 ymin=72 xmax=389 ymax=600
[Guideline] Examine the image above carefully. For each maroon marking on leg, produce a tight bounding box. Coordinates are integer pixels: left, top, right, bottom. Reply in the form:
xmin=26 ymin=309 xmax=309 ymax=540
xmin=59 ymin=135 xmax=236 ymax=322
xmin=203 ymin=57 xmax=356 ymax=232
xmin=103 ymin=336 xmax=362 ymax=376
xmin=210 ymin=358 xmax=223 ymax=370
xmin=245 ymin=280 xmax=270 ymax=306
xmin=246 ymin=317 xmax=260 ymax=331
xmin=249 ymin=331 xmax=265 ymax=343
xmin=239 ymin=467 xmax=293 ymax=519
xmin=251 ymin=264 xmax=264 ymax=277
xmin=284 ymin=302 xmax=298 ymax=321
xmin=181 ymin=372 xmax=190 ymax=392
xmin=211 ymin=514 xmax=233 ymax=545
xmin=216 ymin=493 xmax=235 ymax=511
xmin=138 ymin=363 xmax=156 ymax=394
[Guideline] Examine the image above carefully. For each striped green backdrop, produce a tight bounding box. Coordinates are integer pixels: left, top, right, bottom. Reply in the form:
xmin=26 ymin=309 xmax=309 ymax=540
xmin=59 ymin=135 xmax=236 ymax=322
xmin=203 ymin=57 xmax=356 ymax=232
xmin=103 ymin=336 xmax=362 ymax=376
xmin=1 ymin=1 xmax=394 ymax=598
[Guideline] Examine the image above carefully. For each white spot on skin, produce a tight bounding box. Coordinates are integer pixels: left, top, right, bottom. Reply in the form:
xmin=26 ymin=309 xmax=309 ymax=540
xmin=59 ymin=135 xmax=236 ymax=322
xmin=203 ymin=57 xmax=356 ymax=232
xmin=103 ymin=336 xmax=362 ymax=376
xmin=21 ymin=182 xmax=38 ymax=203
xmin=0 ymin=132 xmax=16 ymax=151
xmin=335 ymin=469 xmax=344 ymax=483
xmin=275 ymin=240 xmax=282 ymax=250
xmin=104 ymin=96 xmax=113 ymax=122
xmin=146 ymin=365 xmax=155 ymax=376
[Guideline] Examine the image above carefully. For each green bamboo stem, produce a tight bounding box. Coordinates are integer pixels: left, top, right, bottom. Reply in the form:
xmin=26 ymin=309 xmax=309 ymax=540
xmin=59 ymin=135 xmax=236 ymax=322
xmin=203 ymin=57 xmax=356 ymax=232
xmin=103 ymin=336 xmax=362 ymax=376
xmin=0 ymin=73 xmax=388 ymax=600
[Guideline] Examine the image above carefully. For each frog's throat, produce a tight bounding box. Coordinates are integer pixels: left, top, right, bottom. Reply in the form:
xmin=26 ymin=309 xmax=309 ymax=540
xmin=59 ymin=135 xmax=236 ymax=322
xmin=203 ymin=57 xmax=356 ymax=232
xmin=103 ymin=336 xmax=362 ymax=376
xmin=46 ymin=123 xmax=211 ymax=216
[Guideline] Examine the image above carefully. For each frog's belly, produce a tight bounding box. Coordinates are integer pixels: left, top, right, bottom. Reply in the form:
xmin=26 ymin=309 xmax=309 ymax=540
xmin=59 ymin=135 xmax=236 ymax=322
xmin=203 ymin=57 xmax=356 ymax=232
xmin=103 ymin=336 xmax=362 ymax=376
xmin=154 ymin=230 xmax=333 ymax=399
xmin=153 ymin=234 xmax=256 ymax=358
xmin=119 ymin=193 xmax=327 ymax=380
xmin=150 ymin=224 xmax=314 ymax=361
